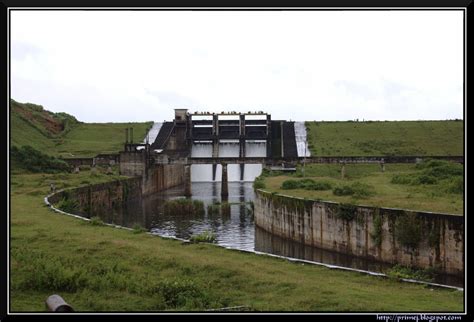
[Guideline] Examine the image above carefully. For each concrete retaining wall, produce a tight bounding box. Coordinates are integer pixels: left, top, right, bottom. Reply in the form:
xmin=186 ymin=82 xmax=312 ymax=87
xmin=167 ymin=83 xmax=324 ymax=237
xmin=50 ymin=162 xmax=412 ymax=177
xmin=48 ymin=177 xmax=142 ymax=219
xmin=141 ymin=164 xmax=185 ymax=195
xmin=119 ymin=150 xmax=185 ymax=196
xmin=254 ymin=190 xmax=464 ymax=276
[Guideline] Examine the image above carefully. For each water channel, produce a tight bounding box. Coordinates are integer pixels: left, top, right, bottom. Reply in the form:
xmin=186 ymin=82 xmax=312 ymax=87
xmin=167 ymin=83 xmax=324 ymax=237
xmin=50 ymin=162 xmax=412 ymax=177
xmin=100 ymin=123 xmax=465 ymax=288
xmin=101 ymin=181 xmax=463 ymax=288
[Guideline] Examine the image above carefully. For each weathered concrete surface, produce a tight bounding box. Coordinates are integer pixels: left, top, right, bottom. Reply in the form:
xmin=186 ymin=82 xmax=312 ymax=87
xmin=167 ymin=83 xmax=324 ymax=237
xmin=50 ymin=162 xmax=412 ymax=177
xmin=141 ymin=164 xmax=185 ymax=196
xmin=48 ymin=177 xmax=142 ymax=220
xmin=119 ymin=150 xmax=185 ymax=196
xmin=254 ymin=190 xmax=464 ymax=276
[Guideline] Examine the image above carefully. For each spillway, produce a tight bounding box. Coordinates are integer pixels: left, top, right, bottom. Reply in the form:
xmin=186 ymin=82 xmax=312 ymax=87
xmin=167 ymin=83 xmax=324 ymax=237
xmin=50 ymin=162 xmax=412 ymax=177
xmin=294 ymin=121 xmax=311 ymax=157
xmin=190 ymin=140 xmax=265 ymax=182
xmin=142 ymin=122 xmax=163 ymax=144
xmin=191 ymin=142 xmax=214 ymax=182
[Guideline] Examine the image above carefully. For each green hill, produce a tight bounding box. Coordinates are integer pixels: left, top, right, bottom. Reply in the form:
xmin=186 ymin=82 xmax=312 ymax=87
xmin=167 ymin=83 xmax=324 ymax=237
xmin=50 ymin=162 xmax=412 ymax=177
xmin=10 ymin=99 xmax=153 ymax=158
xmin=306 ymin=120 xmax=463 ymax=156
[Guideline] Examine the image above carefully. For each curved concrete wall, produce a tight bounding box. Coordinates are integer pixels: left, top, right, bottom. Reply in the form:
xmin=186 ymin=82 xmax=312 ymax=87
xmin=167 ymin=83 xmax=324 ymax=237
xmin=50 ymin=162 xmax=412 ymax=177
xmin=254 ymin=190 xmax=464 ymax=276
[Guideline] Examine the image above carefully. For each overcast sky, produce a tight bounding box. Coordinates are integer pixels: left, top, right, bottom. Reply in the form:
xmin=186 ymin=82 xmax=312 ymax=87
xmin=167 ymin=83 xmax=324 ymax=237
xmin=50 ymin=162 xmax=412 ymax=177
xmin=10 ymin=10 xmax=463 ymax=123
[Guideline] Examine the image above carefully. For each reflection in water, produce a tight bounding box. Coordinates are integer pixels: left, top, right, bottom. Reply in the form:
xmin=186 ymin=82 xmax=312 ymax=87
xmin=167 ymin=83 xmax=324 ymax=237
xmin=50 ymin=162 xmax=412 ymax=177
xmin=254 ymin=225 xmax=391 ymax=272
xmin=97 ymin=182 xmax=463 ymax=288
xmin=148 ymin=182 xmax=255 ymax=249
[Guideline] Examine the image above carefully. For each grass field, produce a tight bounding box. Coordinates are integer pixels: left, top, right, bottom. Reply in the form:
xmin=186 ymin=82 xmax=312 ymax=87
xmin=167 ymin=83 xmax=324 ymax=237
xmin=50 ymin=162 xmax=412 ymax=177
xmin=55 ymin=122 xmax=153 ymax=157
xmin=10 ymin=99 xmax=153 ymax=157
xmin=10 ymin=112 xmax=58 ymax=153
xmin=259 ymin=163 xmax=463 ymax=214
xmin=10 ymin=170 xmax=463 ymax=312
xmin=305 ymin=121 xmax=463 ymax=156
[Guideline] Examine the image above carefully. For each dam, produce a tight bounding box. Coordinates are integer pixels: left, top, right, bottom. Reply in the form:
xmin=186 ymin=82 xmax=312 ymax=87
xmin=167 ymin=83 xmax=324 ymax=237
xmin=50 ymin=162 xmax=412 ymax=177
xmin=120 ymin=109 xmax=305 ymax=197
xmin=58 ymin=109 xmax=463 ymax=287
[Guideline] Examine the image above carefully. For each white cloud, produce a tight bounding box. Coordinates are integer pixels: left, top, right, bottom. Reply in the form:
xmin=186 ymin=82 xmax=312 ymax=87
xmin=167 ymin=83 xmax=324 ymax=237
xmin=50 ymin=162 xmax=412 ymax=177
xmin=10 ymin=10 xmax=463 ymax=122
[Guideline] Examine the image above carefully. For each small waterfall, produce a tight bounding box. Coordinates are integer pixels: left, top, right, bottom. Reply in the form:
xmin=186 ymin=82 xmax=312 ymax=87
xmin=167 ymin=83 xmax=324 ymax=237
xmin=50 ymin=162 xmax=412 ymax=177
xmin=218 ymin=140 xmax=241 ymax=182
xmin=218 ymin=140 xmax=240 ymax=157
xmin=243 ymin=140 xmax=265 ymax=182
xmin=294 ymin=122 xmax=311 ymax=157
xmin=189 ymin=139 xmax=265 ymax=182
xmin=191 ymin=142 xmax=213 ymax=157
xmin=191 ymin=142 xmax=213 ymax=182
xmin=142 ymin=122 xmax=163 ymax=144
xmin=245 ymin=140 xmax=267 ymax=157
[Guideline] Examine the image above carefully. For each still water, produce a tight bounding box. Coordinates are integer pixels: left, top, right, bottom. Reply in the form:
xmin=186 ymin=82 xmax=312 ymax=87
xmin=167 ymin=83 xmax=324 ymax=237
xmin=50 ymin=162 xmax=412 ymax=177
xmin=105 ymin=182 xmax=463 ymax=288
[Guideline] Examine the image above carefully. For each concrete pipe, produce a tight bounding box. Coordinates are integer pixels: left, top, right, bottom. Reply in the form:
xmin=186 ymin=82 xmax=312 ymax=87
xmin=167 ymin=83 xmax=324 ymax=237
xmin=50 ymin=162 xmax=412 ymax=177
xmin=45 ymin=294 xmax=74 ymax=312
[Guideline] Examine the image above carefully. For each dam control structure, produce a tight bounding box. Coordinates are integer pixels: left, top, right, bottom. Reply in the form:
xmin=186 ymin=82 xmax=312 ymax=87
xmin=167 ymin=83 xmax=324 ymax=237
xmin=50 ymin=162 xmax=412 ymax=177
xmin=119 ymin=109 xmax=301 ymax=198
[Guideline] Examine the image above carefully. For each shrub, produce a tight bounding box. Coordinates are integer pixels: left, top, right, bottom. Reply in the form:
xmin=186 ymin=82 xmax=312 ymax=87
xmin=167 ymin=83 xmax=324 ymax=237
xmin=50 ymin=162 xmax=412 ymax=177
xmin=281 ymin=178 xmax=332 ymax=191
xmin=415 ymin=159 xmax=448 ymax=170
xmin=412 ymin=175 xmax=437 ymax=185
xmin=253 ymin=177 xmax=266 ymax=189
xmin=386 ymin=264 xmax=435 ymax=282
xmin=155 ymin=279 xmax=210 ymax=308
xmin=391 ymin=174 xmax=413 ymax=185
xmin=305 ymin=181 xmax=332 ymax=191
xmin=395 ymin=212 xmax=422 ymax=249
xmin=393 ymin=160 xmax=462 ymax=187
xmin=207 ymin=202 xmax=231 ymax=216
xmin=132 ymin=223 xmax=147 ymax=234
xmin=333 ymin=185 xmax=354 ymax=196
xmin=189 ymin=231 xmax=217 ymax=243
xmin=10 ymin=145 xmax=69 ymax=173
xmin=370 ymin=210 xmax=383 ymax=247
xmin=350 ymin=182 xmax=375 ymax=198
xmin=422 ymin=164 xmax=463 ymax=179
xmin=18 ymin=255 xmax=87 ymax=292
xmin=207 ymin=203 xmax=220 ymax=215
xmin=89 ymin=216 xmax=105 ymax=226
xmin=335 ymin=203 xmax=357 ymax=221
xmin=163 ymin=199 xmax=205 ymax=216
xmin=281 ymin=180 xmax=302 ymax=190
xmin=56 ymin=197 xmax=79 ymax=213
xmin=445 ymin=177 xmax=463 ymax=194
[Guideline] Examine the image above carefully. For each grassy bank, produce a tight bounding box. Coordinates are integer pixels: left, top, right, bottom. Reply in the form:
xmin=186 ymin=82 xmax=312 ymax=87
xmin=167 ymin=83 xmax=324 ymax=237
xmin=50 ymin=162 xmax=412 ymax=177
xmin=305 ymin=120 xmax=463 ymax=156
xmin=11 ymin=99 xmax=153 ymax=157
xmin=10 ymin=171 xmax=463 ymax=311
xmin=259 ymin=162 xmax=463 ymax=214
xmin=55 ymin=122 xmax=153 ymax=157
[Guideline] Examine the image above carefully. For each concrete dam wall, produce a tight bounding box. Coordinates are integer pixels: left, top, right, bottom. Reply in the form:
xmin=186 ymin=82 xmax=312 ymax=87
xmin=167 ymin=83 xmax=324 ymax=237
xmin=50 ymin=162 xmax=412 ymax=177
xmin=48 ymin=161 xmax=185 ymax=221
xmin=254 ymin=190 xmax=464 ymax=276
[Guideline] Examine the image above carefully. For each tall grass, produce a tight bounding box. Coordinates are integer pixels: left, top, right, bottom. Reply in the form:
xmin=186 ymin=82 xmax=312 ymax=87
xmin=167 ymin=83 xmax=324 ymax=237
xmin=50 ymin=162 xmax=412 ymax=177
xmin=391 ymin=160 xmax=463 ymax=194
xmin=163 ymin=199 xmax=205 ymax=216
xmin=11 ymin=145 xmax=70 ymax=173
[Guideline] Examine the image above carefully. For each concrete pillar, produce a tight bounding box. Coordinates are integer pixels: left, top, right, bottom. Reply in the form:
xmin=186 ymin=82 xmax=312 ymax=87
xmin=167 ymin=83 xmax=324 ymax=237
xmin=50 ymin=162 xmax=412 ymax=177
xmin=240 ymin=114 xmax=245 ymax=136
xmin=221 ymin=163 xmax=229 ymax=198
xmin=280 ymin=121 xmax=284 ymax=158
xmin=212 ymin=139 xmax=219 ymax=158
xmin=380 ymin=159 xmax=385 ymax=172
xmin=266 ymin=115 xmax=272 ymax=158
xmin=74 ymin=166 xmax=80 ymax=174
xmin=341 ymin=163 xmax=346 ymax=179
xmin=212 ymin=164 xmax=217 ymax=181
xmin=266 ymin=114 xmax=271 ymax=136
xmin=213 ymin=114 xmax=219 ymax=136
xmin=239 ymin=138 xmax=245 ymax=158
xmin=184 ymin=164 xmax=192 ymax=197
